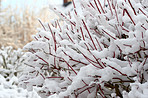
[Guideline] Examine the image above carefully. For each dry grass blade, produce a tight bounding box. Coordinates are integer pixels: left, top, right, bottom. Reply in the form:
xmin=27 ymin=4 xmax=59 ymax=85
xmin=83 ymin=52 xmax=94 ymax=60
xmin=0 ymin=5 xmax=54 ymax=49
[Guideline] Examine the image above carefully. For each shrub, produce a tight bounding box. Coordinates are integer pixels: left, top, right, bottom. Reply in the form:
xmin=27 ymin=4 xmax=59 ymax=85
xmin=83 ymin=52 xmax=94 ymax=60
xmin=0 ymin=46 xmax=41 ymax=98
xmin=0 ymin=46 xmax=25 ymax=80
xmin=19 ymin=0 xmax=148 ymax=97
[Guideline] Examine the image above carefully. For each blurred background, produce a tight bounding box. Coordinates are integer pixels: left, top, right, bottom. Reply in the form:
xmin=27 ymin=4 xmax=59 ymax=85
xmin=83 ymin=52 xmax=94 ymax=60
xmin=0 ymin=0 xmax=72 ymax=49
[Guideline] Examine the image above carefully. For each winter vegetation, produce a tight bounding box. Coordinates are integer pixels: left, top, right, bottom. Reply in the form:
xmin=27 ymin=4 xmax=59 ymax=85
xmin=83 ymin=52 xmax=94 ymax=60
xmin=0 ymin=46 xmax=25 ymax=79
xmin=0 ymin=0 xmax=148 ymax=98
xmin=0 ymin=46 xmax=41 ymax=98
xmin=0 ymin=3 xmax=54 ymax=49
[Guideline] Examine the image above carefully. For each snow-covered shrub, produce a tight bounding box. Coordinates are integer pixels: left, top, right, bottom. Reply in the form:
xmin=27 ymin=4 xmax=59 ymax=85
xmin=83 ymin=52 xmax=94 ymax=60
xmin=0 ymin=46 xmax=41 ymax=98
xmin=0 ymin=74 xmax=41 ymax=98
xmin=0 ymin=46 xmax=25 ymax=80
xmin=19 ymin=0 xmax=148 ymax=97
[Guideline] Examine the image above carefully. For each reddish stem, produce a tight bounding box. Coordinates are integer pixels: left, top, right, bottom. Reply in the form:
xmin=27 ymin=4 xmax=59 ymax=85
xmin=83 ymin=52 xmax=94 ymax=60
xmin=94 ymin=0 xmax=101 ymax=14
xmin=48 ymin=24 xmax=57 ymax=51
xmin=80 ymin=51 xmax=103 ymax=69
xmin=107 ymin=0 xmax=113 ymax=16
xmin=88 ymin=43 xmax=95 ymax=50
xmin=46 ymin=77 xmax=64 ymax=79
xmin=102 ymin=29 xmax=116 ymax=40
xmin=95 ymin=37 xmax=103 ymax=51
xmin=34 ymin=36 xmax=38 ymax=41
xmin=108 ymin=65 xmax=127 ymax=76
xmin=72 ymin=0 xmax=76 ymax=8
xmin=120 ymin=25 xmax=129 ymax=32
xmin=40 ymin=73 xmax=45 ymax=80
xmin=36 ymin=55 xmax=49 ymax=64
xmin=98 ymin=84 xmax=105 ymax=98
xmin=82 ymin=19 xmax=97 ymax=50
xmin=80 ymin=27 xmax=85 ymax=40
xmin=97 ymin=0 xmax=105 ymax=13
xmin=68 ymin=11 xmax=71 ymax=19
xmin=115 ymin=25 xmax=121 ymax=37
xmin=78 ymin=86 xmax=94 ymax=95
xmin=62 ymin=50 xmax=88 ymax=65
xmin=60 ymin=13 xmax=76 ymax=26
xmin=128 ymin=0 xmax=137 ymax=15
xmin=114 ymin=7 xmax=119 ymax=23
xmin=38 ymin=19 xmax=46 ymax=31
xmin=57 ymin=20 xmax=62 ymax=32
xmin=89 ymin=1 xmax=96 ymax=9
xmin=142 ymin=57 xmax=147 ymax=66
xmin=141 ymin=25 xmax=147 ymax=30
xmin=44 ymin=36 xmax=50 ymax=40
xmin=84 ymin=43 xmax=104 ymax=68
xmin=66 ymin=32 xmax=75 ymax=43
xmin=139 ymin=8 xmax=148 ymax=18
xmin=123 ymin=9 xmax=136 ymax=25
xmin=63 ymin=59 xmax=77 ymax=75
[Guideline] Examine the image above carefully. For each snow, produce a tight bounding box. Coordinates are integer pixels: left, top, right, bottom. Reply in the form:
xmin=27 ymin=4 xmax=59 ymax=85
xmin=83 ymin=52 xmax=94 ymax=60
xmin=0 ymin=74 xmax=41 ymax=98
xmin=1 ymin=0 xmax=148 ymax=98
xmin=0 ymin=46 xmax=41 ymax=98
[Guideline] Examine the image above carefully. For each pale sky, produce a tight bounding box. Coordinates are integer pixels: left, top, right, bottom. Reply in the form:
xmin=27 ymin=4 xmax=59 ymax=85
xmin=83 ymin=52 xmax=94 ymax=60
xmin=1 ymin=0 xmax=63 ymax=9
